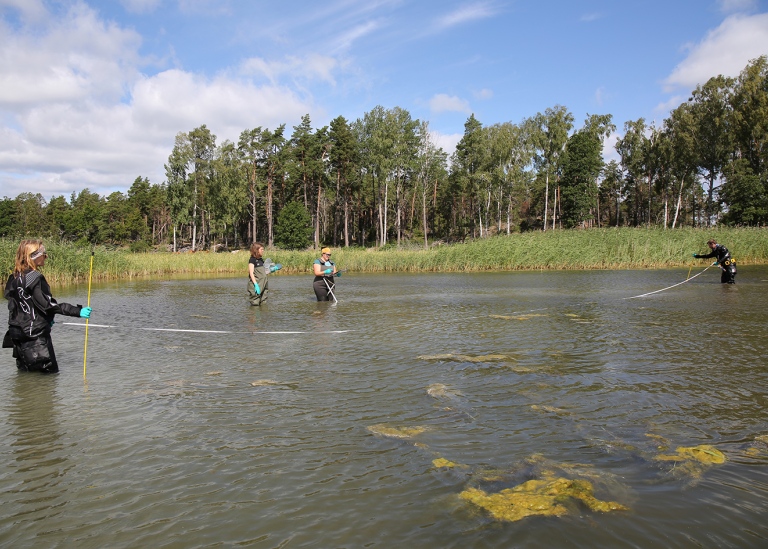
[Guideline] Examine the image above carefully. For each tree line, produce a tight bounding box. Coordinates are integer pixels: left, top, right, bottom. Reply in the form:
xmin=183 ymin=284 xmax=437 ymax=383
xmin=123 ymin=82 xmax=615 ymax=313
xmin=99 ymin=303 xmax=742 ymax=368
xmin=2 ymin=57 xmax=766 ymax=251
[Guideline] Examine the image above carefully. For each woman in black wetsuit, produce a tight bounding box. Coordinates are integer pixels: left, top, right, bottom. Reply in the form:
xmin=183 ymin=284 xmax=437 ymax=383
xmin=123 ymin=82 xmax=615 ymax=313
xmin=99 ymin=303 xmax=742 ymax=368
xmin=693 ymin=239 xmax=736 ymax=284
xmin=3 ymin=240 xmax=92 ymax=373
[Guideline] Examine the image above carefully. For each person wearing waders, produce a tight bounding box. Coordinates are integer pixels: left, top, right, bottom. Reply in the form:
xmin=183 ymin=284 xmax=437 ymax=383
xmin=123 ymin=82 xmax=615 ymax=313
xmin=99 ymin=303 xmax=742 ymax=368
xmin=693 ymin=239 xmax=737 ymax=284
xmin=247 ymin=242 xmax=269 ymax=306
xmin=312 ymin=247 xmax=339 ymax=301
xmin=3 ymin=239 xmax=92 ymax=373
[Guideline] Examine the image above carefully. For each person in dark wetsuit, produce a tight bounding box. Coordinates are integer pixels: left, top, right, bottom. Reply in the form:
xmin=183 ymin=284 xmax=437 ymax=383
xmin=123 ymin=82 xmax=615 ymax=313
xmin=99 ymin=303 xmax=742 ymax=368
xmin=3 ymin=240 xmax=92 ymax=373
xmin=247 ymin=242 xmax=269 ymax=306
xmin=312 ymin=247 xmax=338 ymax=301
xmin=693 ymin=239 xmax=736 ymax=284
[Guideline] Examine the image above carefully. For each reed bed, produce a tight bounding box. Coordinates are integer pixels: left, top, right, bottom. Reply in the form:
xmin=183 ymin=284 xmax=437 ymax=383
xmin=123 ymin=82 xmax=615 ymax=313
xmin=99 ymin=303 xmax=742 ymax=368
xmin=2 ymin=227 xmax=767 ymax=284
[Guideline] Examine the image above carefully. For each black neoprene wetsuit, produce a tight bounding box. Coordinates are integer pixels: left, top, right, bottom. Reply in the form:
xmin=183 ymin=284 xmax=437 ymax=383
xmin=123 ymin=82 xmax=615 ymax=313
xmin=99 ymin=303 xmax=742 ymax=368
xmin=3 ymin=269 xmax=84 ymax=373
xmin=695 ymin=244 xmax=736 ymax=284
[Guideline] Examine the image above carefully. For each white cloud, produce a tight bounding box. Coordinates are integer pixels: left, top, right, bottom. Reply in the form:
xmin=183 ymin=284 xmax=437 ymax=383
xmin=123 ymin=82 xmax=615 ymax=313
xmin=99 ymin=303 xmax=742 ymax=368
xmin=473 ymin=88 xmax=493 ymax=100
xmin=663 ymin=13 xmax=768 ymax=91
xmin=718 ymin=0 xmax=759 ymax=13
xmin=431 ymin=130 xmax=462 ymax=157
xmin=435 ymin=2 xmax=498 ymax=29
xmin=240 ymin=54 xmax=339 ymax=86
xmin=580 ymin=12 xmax=603 ymax=23
xmin=331 ymin=20 xmax=380 ymax=52
xmin=602 ymin=131 xmax=621 ymax=165
xmin=0 ymin=3 xmax=319 ymax=198
xmin=0 ymin=4 xmax=143 ymax=108
xmin=0 ymin=0 xmax=48 ymax=22
xmin=429 ymin=93 xmax=471 ymax=114
xmin=119 ymin=0 xmax=161 ymax=14
xmin=594 ymin=86 xmax=606 ymax=106
xmin=654 ymin=94 xmax=687 ymax=116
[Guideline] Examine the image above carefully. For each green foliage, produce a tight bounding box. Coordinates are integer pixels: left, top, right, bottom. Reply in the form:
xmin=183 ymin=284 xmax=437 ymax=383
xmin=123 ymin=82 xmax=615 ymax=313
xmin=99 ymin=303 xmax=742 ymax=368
xmin=3 ymin=58 xmax=768 ymax=248
xmin=274 ymin=201 xmax=312 ymax=250
xmin=560 ymin=131 xmax=603 ymax=228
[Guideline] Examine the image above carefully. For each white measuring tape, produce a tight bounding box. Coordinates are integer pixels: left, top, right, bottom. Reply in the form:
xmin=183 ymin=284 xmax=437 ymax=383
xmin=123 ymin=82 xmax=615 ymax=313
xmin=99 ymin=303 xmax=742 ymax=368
xmin=62 ymin=322 xmax=351 ymax=334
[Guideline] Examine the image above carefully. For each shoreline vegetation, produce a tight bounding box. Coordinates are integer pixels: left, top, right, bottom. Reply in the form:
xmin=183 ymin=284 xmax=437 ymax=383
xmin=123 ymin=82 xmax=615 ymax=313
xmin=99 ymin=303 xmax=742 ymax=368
xmin=2 ymin=227 xmax=768 ymax=285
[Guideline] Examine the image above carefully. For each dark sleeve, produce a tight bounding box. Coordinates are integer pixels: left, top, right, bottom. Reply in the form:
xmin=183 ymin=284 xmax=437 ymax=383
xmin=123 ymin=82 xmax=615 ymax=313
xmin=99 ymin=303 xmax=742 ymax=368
xmin=696 ymin=251 xmax=716 ymax=259
xmin=31 ymin=280 xmax=82 ymax=318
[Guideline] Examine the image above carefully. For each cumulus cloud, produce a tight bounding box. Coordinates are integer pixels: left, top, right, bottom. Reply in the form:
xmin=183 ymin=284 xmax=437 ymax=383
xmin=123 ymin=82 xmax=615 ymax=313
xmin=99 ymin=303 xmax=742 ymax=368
xmin=429 ymin=93 xmax=471 ymax=114
xmin=0 ymin=4 xmax=143 ymax=108
xmin=663 ymin=13 xmax=768 ymax=91
xmin=431 ymin=130 xmax=462 ymax=157
xmin=0 ymin=2 xmax=321 ymax=198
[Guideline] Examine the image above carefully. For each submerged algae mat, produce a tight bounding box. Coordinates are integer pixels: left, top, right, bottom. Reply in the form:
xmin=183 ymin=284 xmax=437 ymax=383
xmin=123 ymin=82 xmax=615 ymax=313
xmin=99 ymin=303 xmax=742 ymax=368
xmin=418 ymin=353 xmax=516 ymax=363
xmin=460 ymin=476 xmax=628 ymax=522
xmin=654 ymin=444 xmax=727 ymax=479
xmin=367 ymin=424 xmax=428 ymax=439
xmin=456 ymin=454 xmax=629 ymax=523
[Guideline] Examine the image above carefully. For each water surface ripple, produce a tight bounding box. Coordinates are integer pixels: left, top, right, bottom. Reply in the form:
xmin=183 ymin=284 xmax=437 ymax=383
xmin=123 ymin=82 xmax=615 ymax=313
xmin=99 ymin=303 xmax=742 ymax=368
xmin=1 ymin=267 xmax=767 ymax=547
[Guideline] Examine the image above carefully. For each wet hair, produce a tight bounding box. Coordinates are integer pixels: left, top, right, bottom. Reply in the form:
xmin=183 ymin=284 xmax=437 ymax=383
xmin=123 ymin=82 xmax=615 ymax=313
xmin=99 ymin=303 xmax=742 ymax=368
xmin=707 ymin=239 xmax=717 ymax=246
xmin=15 ymin=239 xmax=43 ymax=275
xmin=250 ymin=242 xmax=265 ymax=257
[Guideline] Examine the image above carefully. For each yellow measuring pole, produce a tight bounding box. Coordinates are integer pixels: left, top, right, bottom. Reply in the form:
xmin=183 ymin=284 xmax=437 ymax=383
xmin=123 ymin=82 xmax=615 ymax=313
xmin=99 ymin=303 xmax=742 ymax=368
xmin=83 ymin=251 xmax=94 ymax=378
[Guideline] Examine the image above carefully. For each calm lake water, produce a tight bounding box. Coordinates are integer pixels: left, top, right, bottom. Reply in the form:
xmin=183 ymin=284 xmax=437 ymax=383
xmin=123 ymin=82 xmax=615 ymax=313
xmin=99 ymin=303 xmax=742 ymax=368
xmin=1 ymin=266 xmax=767 ymax=548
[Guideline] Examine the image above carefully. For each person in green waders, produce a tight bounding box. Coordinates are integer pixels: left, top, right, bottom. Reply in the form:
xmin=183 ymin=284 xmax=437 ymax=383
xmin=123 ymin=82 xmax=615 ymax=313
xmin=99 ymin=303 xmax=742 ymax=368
xmin=247 ymin=242 xmax=269 ymax=306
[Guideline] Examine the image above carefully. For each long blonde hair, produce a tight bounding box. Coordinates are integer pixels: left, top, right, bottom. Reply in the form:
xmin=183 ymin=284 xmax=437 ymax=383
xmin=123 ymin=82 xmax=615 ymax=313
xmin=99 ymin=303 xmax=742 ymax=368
xmin=14 ymin=239 xmax=44 ymax=275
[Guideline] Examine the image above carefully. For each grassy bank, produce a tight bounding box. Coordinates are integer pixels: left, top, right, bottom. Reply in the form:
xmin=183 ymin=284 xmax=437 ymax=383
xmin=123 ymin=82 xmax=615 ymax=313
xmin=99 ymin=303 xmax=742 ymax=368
xmin=2 ymin=227 xmax=767 ymax=284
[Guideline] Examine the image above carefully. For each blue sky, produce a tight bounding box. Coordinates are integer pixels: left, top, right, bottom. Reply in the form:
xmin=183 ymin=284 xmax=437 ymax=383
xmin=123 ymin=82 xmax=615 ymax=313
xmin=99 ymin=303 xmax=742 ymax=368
xmin=1 ymin=0 xmax=767 ymax=199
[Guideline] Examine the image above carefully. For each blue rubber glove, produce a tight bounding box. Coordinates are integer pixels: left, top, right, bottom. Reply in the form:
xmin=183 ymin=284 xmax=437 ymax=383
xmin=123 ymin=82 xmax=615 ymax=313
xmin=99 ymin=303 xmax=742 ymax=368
xmin=254 ymin=282 xmax=261 ymax=295
xmin=324 ymin=268 xmax=332 ymax=275
xmin=692 ymin=253 xmax=698 ymax=257
xmin=80 ymin=307 xmax=92 ymax=318
xmin=714 ymin=261 xmax=719 ymax=266
xmin=335 ymin=271 xmax=342 ymax=277
xmin=49 ymin=319 xmax=55 ymax=327
xmin=270 ymin=263 xmax=282 ymax=273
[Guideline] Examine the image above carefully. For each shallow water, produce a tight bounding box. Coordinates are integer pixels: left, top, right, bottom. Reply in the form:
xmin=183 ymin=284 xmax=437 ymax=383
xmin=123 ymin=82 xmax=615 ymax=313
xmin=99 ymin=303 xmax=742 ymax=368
xmin=1 ymin=267 xmax=768 ymax=548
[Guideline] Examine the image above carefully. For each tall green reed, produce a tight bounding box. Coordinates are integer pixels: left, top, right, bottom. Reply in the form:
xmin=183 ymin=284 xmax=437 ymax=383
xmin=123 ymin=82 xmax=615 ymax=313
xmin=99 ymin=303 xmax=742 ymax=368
xmin=2 ymin=227 xmax=766 ymax=284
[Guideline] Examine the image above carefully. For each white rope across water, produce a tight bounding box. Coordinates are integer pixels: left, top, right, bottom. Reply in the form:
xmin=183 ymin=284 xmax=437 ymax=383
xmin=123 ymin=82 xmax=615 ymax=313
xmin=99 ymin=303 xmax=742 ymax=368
xmin=62 ymin=322 xmax=351 ymax=335
xmin=624 ymin=263 xmax=716 ymax=300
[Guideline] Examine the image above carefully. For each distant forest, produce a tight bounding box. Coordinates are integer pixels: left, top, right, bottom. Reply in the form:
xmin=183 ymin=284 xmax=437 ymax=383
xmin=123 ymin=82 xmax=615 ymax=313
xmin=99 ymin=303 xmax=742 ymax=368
xmin=2 ymin=57 xmax=766 ymax=251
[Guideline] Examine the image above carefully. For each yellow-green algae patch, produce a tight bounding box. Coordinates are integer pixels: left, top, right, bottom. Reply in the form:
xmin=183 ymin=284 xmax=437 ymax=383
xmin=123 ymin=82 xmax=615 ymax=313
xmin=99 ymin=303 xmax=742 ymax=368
xmin=367 ymin=424 xmax=427 ymax=439
xmin=251 ymin=379 xmax=280 ymax=386
xmin=530 ymin=404 xmax=569 ymax=415
xmin=433 ymin=457 xmax=469 ymax=469
xmin=645 ymin=433 xmax=670 ymax=451
xmin=460 ymin=476 xmax=628 ymax=522
xmin=489 ymin=314 xmax=547 ymax=321
xmin=426 ymin=383 xmax=463 ymax=398
xmin=655 ymin=445 xmax=726 ymax=465
xmin=418 ymin=353 xmax=515 ymax=363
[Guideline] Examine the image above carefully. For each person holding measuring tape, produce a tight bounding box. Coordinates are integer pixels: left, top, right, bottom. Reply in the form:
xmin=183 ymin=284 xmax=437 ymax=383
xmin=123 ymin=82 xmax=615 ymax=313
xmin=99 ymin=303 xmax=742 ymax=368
xmin=3 ymin=239 xmax=92 ymax=373
xmin=247 ymin=242 xmax=282 ymax=306
xmin=312 ymin=247 xmax=341 ymax=301
xmin=693 ymin=239 xmax=737 ymax=284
